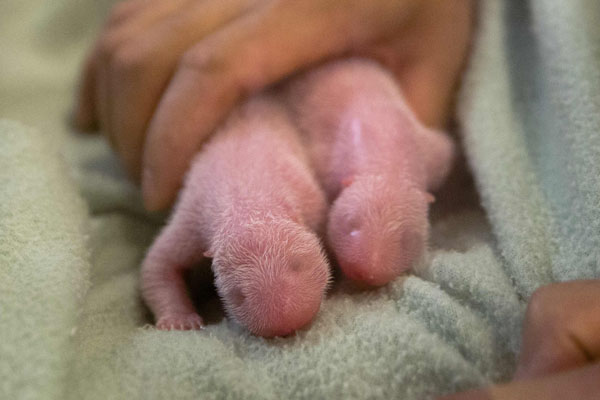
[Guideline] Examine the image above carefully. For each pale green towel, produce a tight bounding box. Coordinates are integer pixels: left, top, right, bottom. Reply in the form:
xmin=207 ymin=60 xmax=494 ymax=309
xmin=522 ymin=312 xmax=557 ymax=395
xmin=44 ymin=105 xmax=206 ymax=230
xmin=1 ymin=0 xmax=599 ymax=399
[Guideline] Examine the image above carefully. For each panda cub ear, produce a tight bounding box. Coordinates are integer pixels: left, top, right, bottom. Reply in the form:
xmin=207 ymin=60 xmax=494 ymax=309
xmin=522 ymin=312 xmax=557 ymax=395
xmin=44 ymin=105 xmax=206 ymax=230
xmin=341 ymin=175 xmax=355 ymax=188
xmin=424 ymin=192 xmax=435 ymax=204
xmin=409 ymin=184 xmax=435 ymax=205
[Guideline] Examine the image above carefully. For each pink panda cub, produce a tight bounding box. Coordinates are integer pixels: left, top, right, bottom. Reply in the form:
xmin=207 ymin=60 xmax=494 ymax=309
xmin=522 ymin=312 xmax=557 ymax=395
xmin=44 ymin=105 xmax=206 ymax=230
xmin=140 ymin=58 xmax=455 ymax=337
xmin=141 ymin=97 xmax=331 ymax=337
xmin=285 ymin=59 xmax=454 ymax=286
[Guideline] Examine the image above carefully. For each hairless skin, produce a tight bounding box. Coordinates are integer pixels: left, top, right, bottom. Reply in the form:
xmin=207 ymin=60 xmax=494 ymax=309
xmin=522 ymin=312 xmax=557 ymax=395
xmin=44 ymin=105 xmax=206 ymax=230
xmin=141 ymin=59 xmax=454 ymax=336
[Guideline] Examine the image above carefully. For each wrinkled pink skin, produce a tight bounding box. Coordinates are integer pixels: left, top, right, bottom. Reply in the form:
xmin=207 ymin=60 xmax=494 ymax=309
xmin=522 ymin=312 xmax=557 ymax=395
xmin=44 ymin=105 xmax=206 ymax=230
xmin=141 ymin=59 xmax=454 ymax=337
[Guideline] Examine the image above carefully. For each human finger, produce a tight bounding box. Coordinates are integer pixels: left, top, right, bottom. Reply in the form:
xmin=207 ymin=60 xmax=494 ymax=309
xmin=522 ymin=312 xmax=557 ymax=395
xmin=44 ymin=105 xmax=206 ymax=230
xmin=107 ymin=0 xmax=261 ymax=179
xmin=97 ymin=0 xmax=195 ymax=151
xmin=514 ymin=280 xmax=600 ymax=379
xmin=438 ymin=362 xmax=600 ymax=400
xmin=71 ymin=0 xmax=163 ymax=131
xmin=142 ymin=0 xmax=421 ymax=210
xmin=358 ymin=0 xmax=474 ymax=129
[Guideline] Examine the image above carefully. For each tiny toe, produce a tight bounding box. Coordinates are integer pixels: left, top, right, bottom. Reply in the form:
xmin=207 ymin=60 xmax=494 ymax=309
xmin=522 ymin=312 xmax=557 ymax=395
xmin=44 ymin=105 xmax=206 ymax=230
xmin=156 ymin=321 xmax=169 ymax=331
xmin=156 ymin=314 xmax=204 ymax=331
xmin=193 ymin=319 xmax=204 ymax=330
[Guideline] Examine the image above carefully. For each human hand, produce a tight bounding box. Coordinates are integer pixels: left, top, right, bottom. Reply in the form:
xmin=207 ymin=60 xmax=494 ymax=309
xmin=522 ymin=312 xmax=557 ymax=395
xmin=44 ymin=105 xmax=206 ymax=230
xmin=72 ymin=0 xmax=473 ymax=211
xmin=438 ymin=280 xmax=600 ymax=399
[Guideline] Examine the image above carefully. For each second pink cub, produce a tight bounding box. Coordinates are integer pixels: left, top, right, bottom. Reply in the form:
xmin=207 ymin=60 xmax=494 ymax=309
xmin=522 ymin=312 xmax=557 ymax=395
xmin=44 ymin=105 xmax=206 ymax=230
xmin=141 ymin=59 xmax=455 ymax=337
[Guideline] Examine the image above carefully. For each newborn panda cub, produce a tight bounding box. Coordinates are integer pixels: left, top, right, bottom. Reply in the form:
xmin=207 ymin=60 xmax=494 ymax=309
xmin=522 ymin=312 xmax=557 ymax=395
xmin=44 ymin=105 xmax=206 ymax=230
xmin=141 ymin=59 xmax=455 ymax=337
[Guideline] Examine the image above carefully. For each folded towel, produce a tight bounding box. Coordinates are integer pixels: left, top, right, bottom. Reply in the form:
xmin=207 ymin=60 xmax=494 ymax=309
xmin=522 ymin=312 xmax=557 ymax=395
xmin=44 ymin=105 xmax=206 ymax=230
xmin=0 ymin=120 xmax=90 ymax=400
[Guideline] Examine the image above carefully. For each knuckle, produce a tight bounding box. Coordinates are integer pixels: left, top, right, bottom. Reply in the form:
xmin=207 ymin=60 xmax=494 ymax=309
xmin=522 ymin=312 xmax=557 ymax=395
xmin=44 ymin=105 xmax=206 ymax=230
xmin=180 ymin=45 xmax=229 ymax=77
xmin=181 ymin=44 xmax=255 ymax=101
xmin=109 ymin=44 xmax=146 ymax=76
xmin=106 ymin=1 xmax=137 ymax=27
xmin=97 ymin=32 xmax=124 ymax=62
